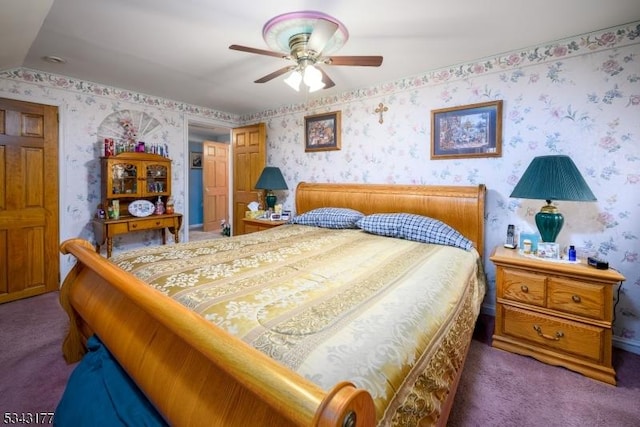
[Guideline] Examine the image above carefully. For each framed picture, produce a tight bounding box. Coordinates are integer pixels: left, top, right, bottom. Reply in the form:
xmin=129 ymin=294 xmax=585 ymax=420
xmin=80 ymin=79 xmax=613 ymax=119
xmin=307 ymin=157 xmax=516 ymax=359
xmin=190 ymin=152 xmax=202 ymax=169
xmin=431 ymin=100 xmax=503 ymax=159
xmin=304 ymin=111 xmax=341 ymax=152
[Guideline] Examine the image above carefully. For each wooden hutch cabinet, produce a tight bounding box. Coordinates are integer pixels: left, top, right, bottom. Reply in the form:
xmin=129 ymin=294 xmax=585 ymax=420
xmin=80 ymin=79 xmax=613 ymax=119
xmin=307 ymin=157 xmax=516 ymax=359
xmin=93 ymin=152 xmax=182 ymax=257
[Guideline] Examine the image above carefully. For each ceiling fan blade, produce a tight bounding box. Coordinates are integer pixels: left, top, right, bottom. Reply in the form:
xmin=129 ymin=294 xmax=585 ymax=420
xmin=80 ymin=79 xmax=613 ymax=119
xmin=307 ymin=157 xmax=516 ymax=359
xmin=254 ymin=66 xmax=294 ymax=83
xmin=325 ymin=56 xmax=383 ymax=67
xmin=307 ymin=19 xmax=339 ymax=54
xmin=229 ymin=44 xmax=288 ymax=59
xmin=318 ymin=68 xmax=335 ymax=89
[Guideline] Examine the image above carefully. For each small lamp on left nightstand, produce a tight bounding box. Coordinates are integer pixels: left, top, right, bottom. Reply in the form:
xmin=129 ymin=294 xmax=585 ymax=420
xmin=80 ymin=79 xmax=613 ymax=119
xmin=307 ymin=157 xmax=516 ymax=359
xmin=255 ymin=166 xmax=288 ymax=209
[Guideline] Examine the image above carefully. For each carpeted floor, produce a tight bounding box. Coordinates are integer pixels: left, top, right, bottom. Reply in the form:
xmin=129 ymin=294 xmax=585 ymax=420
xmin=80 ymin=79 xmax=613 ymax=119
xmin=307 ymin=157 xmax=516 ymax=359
xmin=189 ymin=226 xmax=225 ymax=242
xmin=449 ymin=318 xmax=640 ymax=426
xmin=1 ymin=292 xmax=639 ymax=426
xmin=0 ymin=292 xmax=77 ymax=415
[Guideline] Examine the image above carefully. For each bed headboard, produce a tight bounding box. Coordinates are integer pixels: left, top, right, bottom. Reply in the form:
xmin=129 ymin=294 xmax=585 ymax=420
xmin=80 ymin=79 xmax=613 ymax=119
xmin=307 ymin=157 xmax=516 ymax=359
xmin=295 ymin=182 xmax=486 ymax=254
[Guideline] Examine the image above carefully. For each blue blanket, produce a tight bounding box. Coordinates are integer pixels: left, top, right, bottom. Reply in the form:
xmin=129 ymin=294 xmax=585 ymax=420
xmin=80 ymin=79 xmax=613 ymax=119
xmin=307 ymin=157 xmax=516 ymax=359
xmin=54 ymin=335 xmax=166 ymax=426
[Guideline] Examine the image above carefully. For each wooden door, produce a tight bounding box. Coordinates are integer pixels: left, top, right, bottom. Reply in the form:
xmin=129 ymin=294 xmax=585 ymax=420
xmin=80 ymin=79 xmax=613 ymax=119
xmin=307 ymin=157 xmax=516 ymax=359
xmin=0 ymin=98 xmax=59 ymax=303
xmin=232 ymin=123 xmax=265 ymax=236
xmin=202 ymin=141 xmax=229 ymax=232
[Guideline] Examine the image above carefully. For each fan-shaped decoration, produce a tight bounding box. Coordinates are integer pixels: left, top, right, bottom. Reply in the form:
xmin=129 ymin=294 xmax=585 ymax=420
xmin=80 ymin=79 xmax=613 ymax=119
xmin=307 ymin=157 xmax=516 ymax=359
xmin=97 ymin=110 xmax=161 ymax=147
xmin=229 ymin=11 xmax=383 ymax=92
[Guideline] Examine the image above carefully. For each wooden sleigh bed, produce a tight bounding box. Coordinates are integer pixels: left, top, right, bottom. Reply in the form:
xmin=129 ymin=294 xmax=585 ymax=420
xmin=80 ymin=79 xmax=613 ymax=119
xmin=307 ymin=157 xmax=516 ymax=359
xmin=58 ymin=182 xmax=486 ymax=427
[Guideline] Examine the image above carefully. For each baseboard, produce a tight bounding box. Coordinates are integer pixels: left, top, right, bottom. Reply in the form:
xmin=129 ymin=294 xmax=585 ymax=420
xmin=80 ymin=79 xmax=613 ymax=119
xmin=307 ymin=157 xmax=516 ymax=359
xmin=189 ymin=223 xmax=203 ymax=229
xmin=613 ymin=336 xmax=640 ymax=355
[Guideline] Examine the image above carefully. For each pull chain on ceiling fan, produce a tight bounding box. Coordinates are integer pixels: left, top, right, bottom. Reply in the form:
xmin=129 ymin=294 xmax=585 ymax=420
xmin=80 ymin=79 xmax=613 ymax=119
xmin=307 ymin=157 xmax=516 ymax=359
xmin=229 ymin=11 xmax=383 ymax=92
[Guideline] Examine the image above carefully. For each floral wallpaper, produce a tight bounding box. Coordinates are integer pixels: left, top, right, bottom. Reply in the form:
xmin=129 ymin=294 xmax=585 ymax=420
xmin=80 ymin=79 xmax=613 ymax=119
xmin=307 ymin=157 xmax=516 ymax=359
xmin=1 ymin=21 xmax=638 ymax=353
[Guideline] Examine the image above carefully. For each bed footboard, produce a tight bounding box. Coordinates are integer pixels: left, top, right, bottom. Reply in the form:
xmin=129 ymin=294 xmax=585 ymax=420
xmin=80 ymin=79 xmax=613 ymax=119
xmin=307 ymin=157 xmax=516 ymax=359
xmin=59 ymin=238 xmax=375 ymax=427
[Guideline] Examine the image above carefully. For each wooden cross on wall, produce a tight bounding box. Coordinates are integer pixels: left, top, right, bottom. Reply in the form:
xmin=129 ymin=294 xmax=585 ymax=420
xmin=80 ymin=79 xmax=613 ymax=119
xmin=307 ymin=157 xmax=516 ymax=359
xmin=375 ymin=103 xmax=388 ymax=124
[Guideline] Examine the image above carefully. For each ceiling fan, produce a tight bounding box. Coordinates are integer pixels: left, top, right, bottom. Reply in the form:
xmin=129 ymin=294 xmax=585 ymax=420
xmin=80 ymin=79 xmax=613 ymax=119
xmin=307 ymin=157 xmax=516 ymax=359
xmin=229 ymin=11 xmax=383 ymax=92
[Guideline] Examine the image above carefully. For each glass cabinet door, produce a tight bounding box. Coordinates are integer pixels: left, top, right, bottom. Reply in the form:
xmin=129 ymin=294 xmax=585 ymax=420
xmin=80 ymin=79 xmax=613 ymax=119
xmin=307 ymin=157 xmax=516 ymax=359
xmin=110 ymin=162 xmax=138 ymax=196
xmin=145 ymin=163 xmax=169 ymax=195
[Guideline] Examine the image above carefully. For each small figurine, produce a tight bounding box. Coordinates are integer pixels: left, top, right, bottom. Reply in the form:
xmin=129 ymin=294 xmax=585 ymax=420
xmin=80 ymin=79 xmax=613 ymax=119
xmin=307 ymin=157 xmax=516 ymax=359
xmin=154 ymin=196 xmax=165 ymax=215
xmin=165 ymin=197 xmax=174 ymax=214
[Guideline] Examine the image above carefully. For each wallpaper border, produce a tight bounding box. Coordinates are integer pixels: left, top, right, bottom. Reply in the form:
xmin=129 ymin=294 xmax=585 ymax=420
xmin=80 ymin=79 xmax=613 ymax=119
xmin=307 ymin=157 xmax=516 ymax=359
xmin=0 ymin=67 xmax=240 ymax=126
xmin=240 ymin=21 xmax=640 ymax=122
xmin=0 ymin=22 xmax=638 ymax=125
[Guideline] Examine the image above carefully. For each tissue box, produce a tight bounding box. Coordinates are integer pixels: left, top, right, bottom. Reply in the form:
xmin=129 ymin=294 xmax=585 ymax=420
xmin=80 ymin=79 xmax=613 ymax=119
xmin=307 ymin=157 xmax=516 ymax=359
xmin=245 ymin=210 xmax=265 ymax=219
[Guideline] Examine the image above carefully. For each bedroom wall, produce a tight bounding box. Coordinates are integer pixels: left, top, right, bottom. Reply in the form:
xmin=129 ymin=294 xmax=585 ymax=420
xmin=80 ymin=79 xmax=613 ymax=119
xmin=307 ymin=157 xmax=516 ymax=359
xmin=0 ymin=21 xmax=638 ymax=353
xmin=239 ymin=22 xmax=640 ymax=353
xmin=0 ymin=71 xmax=239 ymax=280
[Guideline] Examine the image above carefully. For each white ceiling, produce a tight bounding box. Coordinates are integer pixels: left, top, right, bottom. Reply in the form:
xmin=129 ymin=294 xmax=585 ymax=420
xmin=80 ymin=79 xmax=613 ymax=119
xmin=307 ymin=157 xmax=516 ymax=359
xmin=3 ymin=0 xmax=640 ymax=116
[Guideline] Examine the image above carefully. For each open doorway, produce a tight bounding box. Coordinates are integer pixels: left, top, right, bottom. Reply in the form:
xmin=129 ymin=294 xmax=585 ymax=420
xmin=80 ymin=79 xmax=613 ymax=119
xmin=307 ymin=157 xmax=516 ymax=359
xmin=187 ymin=122 xmax=231 ymax=241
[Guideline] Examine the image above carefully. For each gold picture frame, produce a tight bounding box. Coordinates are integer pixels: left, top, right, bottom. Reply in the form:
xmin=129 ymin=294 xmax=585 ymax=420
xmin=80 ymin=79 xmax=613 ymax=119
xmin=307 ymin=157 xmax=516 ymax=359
xmin=431 ymin=100 xmax=503 ymax=159
xmin=304 ymin=111 xmax=341 ymax=152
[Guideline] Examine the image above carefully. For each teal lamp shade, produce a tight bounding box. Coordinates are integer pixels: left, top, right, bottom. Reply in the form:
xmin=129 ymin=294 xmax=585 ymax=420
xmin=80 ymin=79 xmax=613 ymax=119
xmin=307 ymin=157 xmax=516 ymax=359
xmin=510 ymin=155 xmax=596 ymax=242
xmin=255 ymin=166 xmax=288 ymax=209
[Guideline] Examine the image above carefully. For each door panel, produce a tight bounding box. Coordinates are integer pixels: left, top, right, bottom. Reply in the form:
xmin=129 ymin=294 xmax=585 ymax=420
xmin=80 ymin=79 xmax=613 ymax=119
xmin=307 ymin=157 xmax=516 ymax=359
xmin=0 ymin=98 xmax=59 ymax=303
xmin=202 ymin=141 xmax=229 ymax=232
xmin=25 ymin=148 xmax=45 ymax=207
xmin=232 ymin=123 xmax=265 ymax=236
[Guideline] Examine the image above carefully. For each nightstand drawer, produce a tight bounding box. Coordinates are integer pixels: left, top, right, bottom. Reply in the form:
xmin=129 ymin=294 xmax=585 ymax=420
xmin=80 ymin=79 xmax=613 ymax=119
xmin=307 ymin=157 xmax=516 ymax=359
xmin=501 ymin=305 xmax=605 ymax=362
xmin=502 ymin=268 xmax=546 ymax=307
xmin=548 ymin=278 xmax=606 ymax=320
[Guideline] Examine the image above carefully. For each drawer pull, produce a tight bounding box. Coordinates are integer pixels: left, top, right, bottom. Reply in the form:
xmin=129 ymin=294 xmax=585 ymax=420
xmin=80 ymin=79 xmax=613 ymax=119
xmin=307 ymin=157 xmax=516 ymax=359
xmin=572 ymin=295 xmax=581 ymax=303
xmin=131 ymin=224 xmax=137 ymax=229
xmin=533 ymin=325 xmax=564 ymax=341
xmin=520 ymin=285 xmax=529 ymax=293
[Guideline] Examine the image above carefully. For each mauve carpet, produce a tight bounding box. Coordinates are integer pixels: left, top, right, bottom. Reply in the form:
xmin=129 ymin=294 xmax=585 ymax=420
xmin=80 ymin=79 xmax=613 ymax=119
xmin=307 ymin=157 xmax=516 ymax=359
xmin=1 ymin=292 xmax=639 ymax=426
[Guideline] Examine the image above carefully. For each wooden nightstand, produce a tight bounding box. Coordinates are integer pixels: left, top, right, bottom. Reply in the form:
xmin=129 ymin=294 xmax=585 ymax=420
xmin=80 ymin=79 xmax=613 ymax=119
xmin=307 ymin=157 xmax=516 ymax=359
xmin=490 ymin=246 xmax=625 ymax=385
xmin=242 ymin=217 xmax=288 ymax=234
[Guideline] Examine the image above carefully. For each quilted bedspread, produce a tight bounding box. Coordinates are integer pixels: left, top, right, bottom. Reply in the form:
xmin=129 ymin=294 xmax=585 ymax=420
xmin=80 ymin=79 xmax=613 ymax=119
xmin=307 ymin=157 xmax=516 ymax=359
xmin=111 ymin=224 xmax=485 ymax=425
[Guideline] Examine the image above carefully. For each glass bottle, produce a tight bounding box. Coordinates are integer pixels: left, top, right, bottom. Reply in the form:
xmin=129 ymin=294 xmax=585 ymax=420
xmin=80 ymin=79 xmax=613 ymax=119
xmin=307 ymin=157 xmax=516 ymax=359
xmin=154 ymin=196 xmax=165 ymax=215
xmin=165 ymin=197 xmax=174 ymax=214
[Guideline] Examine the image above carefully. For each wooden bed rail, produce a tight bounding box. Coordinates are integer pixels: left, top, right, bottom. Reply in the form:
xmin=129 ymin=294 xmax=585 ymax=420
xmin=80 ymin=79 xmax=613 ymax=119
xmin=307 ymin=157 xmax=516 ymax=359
xmin=59 ymin=238 xmax=376 ymax=427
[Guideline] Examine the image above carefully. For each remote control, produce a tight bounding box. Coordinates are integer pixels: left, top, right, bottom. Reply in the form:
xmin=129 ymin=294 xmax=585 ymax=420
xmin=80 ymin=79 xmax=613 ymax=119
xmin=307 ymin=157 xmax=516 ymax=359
xmin=587 ymin=256 xmax=609 ymax=270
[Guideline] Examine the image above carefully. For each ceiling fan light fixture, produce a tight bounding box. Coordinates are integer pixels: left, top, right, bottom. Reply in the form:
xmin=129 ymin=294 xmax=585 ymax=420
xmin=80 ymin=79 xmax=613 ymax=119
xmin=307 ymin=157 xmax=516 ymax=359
xmin=230 ymin=10 xmax=381 ymax=91
xmin=303 ymin=65 xmax=323 ymax=86
xmin=307 ymin=80 xmax=326 ymax=93
xmin=284 ymin=70 xmax=302 ymax=91
xmin=263 ymin=11 xmax=349 ymax=55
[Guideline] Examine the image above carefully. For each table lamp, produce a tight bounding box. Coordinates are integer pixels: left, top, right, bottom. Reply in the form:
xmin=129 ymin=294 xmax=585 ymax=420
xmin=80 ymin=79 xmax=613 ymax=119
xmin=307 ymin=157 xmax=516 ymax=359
xmin=510 ymin=155 xmax=596 ymax=242
xmin=255 ymin=166 xmax=288 ymax=209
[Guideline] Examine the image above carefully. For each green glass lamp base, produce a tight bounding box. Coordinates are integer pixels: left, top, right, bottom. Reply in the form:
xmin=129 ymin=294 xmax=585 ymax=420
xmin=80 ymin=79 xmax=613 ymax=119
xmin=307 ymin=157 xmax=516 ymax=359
xmin=265 ymin=192 xmax=277 ymax=210
xmin=535 ymin=201 xmax=564 ymax=243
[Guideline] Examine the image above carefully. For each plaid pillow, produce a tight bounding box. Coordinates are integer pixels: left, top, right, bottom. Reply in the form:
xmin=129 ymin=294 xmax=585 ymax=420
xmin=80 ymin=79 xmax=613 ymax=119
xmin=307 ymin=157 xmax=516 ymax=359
xmin=401 ymin=214 xmax=473 ymax=251
xmin=290 ymin=207 xmax=364 ymax=229
xmin=357 ymin=213 xmax=473 ymax=251
xmin=355 ymin=213 xmax=406 ymax=238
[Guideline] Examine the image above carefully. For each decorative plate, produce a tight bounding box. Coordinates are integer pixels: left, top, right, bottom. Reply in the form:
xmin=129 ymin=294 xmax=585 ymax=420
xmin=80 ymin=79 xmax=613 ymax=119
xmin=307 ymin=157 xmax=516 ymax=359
xmin=128 ymin=199 xmax=155 ymax=217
